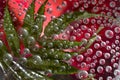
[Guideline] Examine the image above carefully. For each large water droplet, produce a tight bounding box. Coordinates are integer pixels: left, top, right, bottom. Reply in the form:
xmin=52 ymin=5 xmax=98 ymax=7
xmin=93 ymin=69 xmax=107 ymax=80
xmin=76 ymin=55 xmax=84 ymax=62
xmin=77 ymin=70 xmax=88 ymax=79
xmin=105 ymin=30 xmax=114 ymax=39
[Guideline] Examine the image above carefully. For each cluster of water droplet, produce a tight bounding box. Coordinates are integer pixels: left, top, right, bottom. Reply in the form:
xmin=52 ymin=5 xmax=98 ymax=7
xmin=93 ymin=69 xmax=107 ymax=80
xmin=0 ymin=0 xmax=120 ymax=80
xmin=65 ymin=16 xmax=120 ymax=79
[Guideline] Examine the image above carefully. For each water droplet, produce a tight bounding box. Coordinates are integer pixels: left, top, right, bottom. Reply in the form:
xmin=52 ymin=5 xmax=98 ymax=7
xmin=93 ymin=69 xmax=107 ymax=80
xmin=81 ymin=25 xmax=87 ymax=30
xmin=105 ymin=66 xmax=112 ymax=73
xmin=94 ymin=43 xmax=100 ymax=49
xmin=62 ymin=1 xmax=67 ymax=7
xmin=90 ymin=68 xmax=95 ymax=73
xmin=96 ymin=35 xmax=102 ymax=41
xmin=24 ymin=48 xmax=30 ymax=55
xmin=99 ymin=59 xmax=106 ymax=65
xmin=87 ymin=48 xmax=93 ymax=55
xmin=80 ymin=62 xmax=87 ymax=68
xmin=97 ymin=66 xmax=104 ymax=73
xmin=114 ymin=69 xmax=120 ymax=76
xmin=101 ymin=41 xmax=106 ymax=47
xmin=90 ymin=62 xmax=96 ymax=68
xmin=47 ymin=8 xmax=52 ymax=14
xmin=77 ymin=70 xmax=88 ymax=79
xmin=79 ymin=7 xmax=85 ymax=12
xmin=86 ymin=57 xmax=91 ymax=63
xmin=109 ymin=1 xmax=116 ymax=8
xmin=104 ymin=53 xmax=111 ymax=59
xmin=96 ymin=50 xmax=102 ymax=57
xmin=91 ymin=0 xmax=97 ymax=5
xmin=83 ymin=18 xmax=89 ymax=24
xmin=3 ymin=53 xmax=13 ymax=62
xmin=76 ymin=55 xmax=84 ymax=62
xmin=33 ymin=55 xmax=42 ymax=64
xmin=93 ymin=6 xmax=99 ymax=12
xmin=105 ymin=30 xmax=114 ymax=39
xmin=99 ymin=77 xmax=103 ymax=80
xmin=114 ymin=27 xmax=120 ymax=33
xmin=73 ymin=2 xmax=79 ymax=8
xmin=107 ymin=76 xmax=113 ymax=80
xmin=0 ymin=40 xmax=3 ymax=48
xmin=70 ymin=36 xmax=76 ymax=41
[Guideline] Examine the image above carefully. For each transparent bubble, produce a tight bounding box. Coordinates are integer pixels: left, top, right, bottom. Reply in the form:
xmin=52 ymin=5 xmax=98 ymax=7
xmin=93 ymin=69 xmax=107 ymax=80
xmin=62 ymin=1 xmax=67 ymax=7
xmin=77 ymin=70 xmax=88 ymax=79
xmin=83 ymin=18 xmax=89 ymax=24
xmin=105 ymin=66 xmax=112 ymax=73
xmin=114 ymin=27 xmax=120 ymax=33
xmin=87 ymin=48 xmax=93 ymax=55
xmin=84 ymin=3 xmax=89 ymax=8
xmin=97 ymin=66 xmax=104 ymax=73
xmin=20 ymin=28 xmax=28 ymax=38
xmin=96 ymin=35 xmax=102 ymax=41
xmin=80 ymin=62 xmax=87 ymax=68
xmin=33 ymin=55 xmax=42 ymax=64
xmin=0 ymin=40 xmax=3 ymax=48
xmin=86 ymin=57 xmax=91 ymax=63
xmin=114 ymin=69 xmax=120 ymax=76
xmin=3 ymin=53 xmax=13 ymax=62
xmin=63 ymin=53 xmax=71 ymax=60
xmin=33 ymin=44 xmax=40 ymax=52
xmin=106 ymin=46 xmax=111 ymax=50
xmin=99 ymin=59 xmax=106 ymax=65
xmin=110 ymin=49 xmax=115 ymax=54
xmin=28 ymin=36 xmax=36 ymax=45
xmin=47 ymin=42 xmax=53 ymax=48
xmin=19 ymin=57 xmax=27 ymax=64
xmin=46 ymin=8 xmax=52 ymax=14
xmin=93 ymin=6 xmax=99 ymax=12
xmin=81 ymin=25 xmax=87 ymax=30
xmin=115 ymin=40 xmax=119 ymax=44
xmin=70 ymin=36 xmax=76 ymax=41
xmin=107 ymin=76 xmax=112 ymax=80
xmin=109 ymin=1 xmax=116 ymax=8
xmin=24 ymin=48 xmax=30 ymax=54
xmin=32 ymin=25 xmax=39 ymax=32
xmin=104 ymin=53 xmax=111 ymax=59
xmin=90 ymin=63 xmax=96 ymax=68
xmin=111 ymin=43 xmax=116 ymax=48
xmin=96 ymin=50 xmax=102 ymax=57
xmin=74 ymin=23 xmax=79 ymax=28
xmin=76 ymin=55 xmax=84 ymax=62
xmin=79 ymin=7 xmax=85 ymax=12
xmin=57 ymin=5 xmax=62 ymax=11
xmin=94 ymin=43 xmax=100 ymax=49
xmin=115 ymin=75 xmax=120 ymax=80
xmin=111 ymin=59 xmax=116 ymax=64
xmin=85 ymin=33 xmax=91 ymax=38
xmin=73 ymin=2 xmax=79 ymax=8
xmin=90 ymin=68 xmax=95 ymax=73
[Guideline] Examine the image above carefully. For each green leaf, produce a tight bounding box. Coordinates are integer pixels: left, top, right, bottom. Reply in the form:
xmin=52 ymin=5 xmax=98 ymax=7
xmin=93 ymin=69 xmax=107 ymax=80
xmin=39 ymin=38 xmax=83 ymax=49
xmin=4 ymin=7 xmax=19 ymax=56
xmin=23 ymin=1 xmax=35 ymax=35
xmin=34 ymin=0 xmax=48 ymax=38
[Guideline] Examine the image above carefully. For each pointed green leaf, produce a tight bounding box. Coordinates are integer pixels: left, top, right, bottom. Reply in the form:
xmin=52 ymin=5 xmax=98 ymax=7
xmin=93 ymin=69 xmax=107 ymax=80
xmin=4 ymin=7 xmax=19 ymax=56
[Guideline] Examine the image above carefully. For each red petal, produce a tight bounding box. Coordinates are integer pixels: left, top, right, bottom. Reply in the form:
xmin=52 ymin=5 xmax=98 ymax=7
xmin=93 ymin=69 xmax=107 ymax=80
xmin=8 ymin=0 xmax=32 ymax=28
xmin=67 ymin=20 xmax=120 ymax=79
